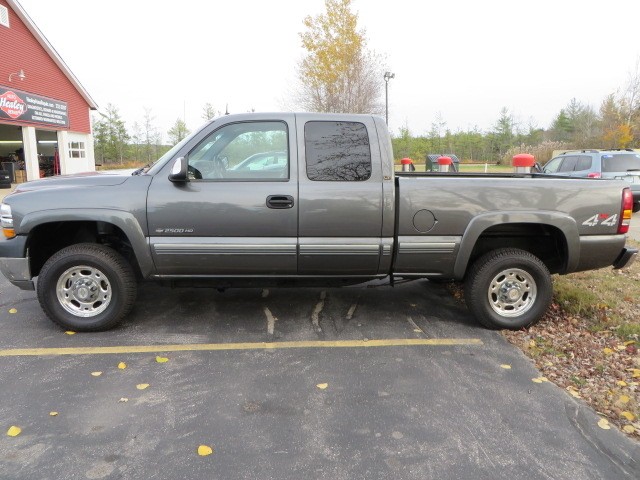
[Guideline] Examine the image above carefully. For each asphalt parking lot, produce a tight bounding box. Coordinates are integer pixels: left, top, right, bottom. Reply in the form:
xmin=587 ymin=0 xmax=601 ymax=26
xmin=0 ymin=275 xmax=639 ymax=480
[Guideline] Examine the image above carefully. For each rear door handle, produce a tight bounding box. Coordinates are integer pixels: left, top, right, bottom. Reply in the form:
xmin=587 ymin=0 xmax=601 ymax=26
xmin=266 ymin=195 xmax=294 ymax=209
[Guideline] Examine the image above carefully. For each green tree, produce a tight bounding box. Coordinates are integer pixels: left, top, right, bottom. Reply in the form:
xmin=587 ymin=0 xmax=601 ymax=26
xmin=550 ymin=109 xmax=572 ymax=142
xmin=167 ymin=118 xmax=190 ymax=145
xmin=93 ymin=103 xmax=129 ymax=164
xmin=297 ymin=0 xmax=382 ymax=113
xmin=394 ymin=125 xmax=413 ymax=159
xmin=492 ymin=107 xmax=515 ymax=160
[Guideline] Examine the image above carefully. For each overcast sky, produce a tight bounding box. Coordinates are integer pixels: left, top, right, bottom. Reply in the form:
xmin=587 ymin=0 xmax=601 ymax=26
xmin=16 ymin=0 xmax=640 ymax=139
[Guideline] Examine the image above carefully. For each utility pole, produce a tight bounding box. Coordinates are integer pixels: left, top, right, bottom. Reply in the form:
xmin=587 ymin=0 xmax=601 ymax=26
xmin=384 ymin=71 xmax=395 ymax=126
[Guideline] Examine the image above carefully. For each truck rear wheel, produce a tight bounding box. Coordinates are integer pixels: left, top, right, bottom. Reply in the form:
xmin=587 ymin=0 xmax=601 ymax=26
xmin=37 ymin=243 xmax=137 ymax=331
xmin=464 ymin=248 xmax=552 ymax=330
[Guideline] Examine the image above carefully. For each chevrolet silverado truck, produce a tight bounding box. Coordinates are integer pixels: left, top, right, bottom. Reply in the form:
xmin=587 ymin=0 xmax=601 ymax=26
xmin=0 ymin=113 xmax=636 ymax=331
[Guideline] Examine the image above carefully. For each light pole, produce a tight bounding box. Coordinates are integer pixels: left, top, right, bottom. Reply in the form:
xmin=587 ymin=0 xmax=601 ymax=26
xmin=383 ymin=71 xmax=395 ymax=126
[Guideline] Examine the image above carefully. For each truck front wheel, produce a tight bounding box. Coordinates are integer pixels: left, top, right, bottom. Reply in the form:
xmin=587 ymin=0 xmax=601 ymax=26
xmin=37 ymin=243 xmax=137 ymax=331
xmin=464 ymin=248 xmax=552 ymax=330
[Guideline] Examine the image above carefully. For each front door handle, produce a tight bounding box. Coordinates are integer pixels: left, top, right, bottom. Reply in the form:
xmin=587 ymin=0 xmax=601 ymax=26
xmin=266 ymin=195 xmax=294 ymax=209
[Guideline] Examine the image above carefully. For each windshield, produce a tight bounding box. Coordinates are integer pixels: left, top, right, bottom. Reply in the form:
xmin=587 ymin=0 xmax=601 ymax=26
xmin=601 ymin=153 xmax=640 ymax=172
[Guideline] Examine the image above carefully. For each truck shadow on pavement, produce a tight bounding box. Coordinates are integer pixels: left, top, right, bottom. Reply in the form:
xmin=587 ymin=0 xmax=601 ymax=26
xmin=126 ymin=280 xmax=481 ymax=343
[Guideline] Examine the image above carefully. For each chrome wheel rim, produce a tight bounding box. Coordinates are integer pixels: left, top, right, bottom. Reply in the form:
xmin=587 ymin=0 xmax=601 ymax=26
xmin=56 ymin=265 xmax=112 ymax=318
xmin=487 ymin=268 xmax=536 ymax=318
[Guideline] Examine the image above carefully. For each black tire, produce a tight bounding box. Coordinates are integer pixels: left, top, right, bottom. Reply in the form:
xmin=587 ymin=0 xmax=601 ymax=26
xmin=464 ymin=248 xmax=552 ymax=330
xmin=37 ymin=243 xmax=137 ymax=331
xmin=633 ymin=202 xmax=640 ymax=213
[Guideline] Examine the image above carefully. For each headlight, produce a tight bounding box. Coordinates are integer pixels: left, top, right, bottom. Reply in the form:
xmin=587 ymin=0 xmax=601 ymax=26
xmin=1 ymin=203 xmax=15 ymax=238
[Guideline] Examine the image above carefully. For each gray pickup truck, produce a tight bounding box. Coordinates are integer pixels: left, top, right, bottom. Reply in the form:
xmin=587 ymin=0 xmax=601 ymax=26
xmin=0 ymin=113 xmax=636 ymax=331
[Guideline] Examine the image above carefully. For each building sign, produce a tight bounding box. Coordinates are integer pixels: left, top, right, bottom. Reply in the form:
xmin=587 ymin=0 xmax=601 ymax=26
xmin=0 ymin=85 xmax=68 ymax=128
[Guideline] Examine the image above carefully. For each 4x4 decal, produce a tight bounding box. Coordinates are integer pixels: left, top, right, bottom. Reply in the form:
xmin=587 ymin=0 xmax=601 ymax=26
xmin=582 ymin=213 xmax=618 ymax=227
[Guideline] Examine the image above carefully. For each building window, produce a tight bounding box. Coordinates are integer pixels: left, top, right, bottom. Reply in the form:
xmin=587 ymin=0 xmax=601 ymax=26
xmin=0 ymin=5 xmax=9 ymax=28
xmin=68 ymin=141 xmax=86 ymax=159
xmin=305 ymin=121 xmax=372 ymax=181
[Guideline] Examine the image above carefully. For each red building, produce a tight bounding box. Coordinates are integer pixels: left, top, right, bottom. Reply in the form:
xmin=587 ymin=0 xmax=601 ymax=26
xmin=0 ymin=0 xmax=97 ymax=181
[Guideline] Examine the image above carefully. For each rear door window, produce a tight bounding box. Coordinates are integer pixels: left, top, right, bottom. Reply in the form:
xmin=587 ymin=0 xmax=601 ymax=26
xmin=575 ymin=155 xmax=592 ymax=171
xmin=304 ymin=121 xmax=372 ymax=181
xmin=558 ymin=156 xmax=578 ymax=172
xmin=601 ymin=153 xmax=640 ymax=172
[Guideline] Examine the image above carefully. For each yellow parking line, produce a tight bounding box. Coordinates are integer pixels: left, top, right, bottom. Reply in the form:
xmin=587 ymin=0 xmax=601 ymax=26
xmin=0 ymin=338 xmax=483 ymax=357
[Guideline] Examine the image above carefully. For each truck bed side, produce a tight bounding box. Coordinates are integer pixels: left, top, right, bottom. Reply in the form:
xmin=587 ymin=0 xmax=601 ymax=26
xmin=394 ymin=174 xmax=628 ymax=279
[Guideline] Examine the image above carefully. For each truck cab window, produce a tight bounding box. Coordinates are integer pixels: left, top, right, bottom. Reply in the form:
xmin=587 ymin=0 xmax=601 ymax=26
xmin=304 ymin=121 xmax=372 ymax=181
xmin=188 ymin=121 xmax=289 ymax=180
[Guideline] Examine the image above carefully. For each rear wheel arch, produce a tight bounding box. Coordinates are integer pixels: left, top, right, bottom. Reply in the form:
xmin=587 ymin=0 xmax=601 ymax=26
xmin=454 ymin=214 xmax=578 ymax=279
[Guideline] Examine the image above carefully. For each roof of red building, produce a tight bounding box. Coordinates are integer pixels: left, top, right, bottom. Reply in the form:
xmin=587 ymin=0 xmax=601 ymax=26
xmin=7 ymin=0 xmax=98 ymax=110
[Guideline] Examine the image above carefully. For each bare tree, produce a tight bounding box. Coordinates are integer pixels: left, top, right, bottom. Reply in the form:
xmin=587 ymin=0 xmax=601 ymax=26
xmin=142 ymin=107 xmax=159 ymax=162
xmin=202 ymin=103 xmax=219 ymax=122
xmin=622 ymin=58 xmax=640 ymax=131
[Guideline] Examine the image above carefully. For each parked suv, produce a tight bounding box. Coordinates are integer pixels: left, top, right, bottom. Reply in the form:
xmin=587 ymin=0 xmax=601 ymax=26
xmin=542 ymin=149 xmax=640 ymax=212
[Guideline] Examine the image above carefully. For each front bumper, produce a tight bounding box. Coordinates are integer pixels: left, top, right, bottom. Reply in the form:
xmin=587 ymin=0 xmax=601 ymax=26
xmin=613 ymin=247 xmax=638 ymax=269
xmin=0 ymin=235 xmax=34 ymax=290
xmin=0 ymin=257 xmax=34 ymax=290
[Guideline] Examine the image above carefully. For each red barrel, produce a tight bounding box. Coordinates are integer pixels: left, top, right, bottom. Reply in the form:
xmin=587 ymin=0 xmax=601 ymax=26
xmin=437 ymin=156 xmax=452 ymax=172
xmin=512 ymin=154 xmax=535 ymax=173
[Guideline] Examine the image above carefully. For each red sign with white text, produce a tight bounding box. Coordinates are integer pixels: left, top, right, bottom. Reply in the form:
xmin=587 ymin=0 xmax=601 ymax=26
xmin=0 ymin=85 xmax=68 ymax=128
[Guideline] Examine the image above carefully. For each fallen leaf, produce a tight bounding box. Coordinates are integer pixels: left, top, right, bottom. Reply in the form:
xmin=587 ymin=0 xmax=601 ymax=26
xmin=500 ymin=364 xmax=512 ymax=369
xmin=136 ymin=383 xmax=150 ymax=390
xmin=64 ymin=331 xmax=76 ymax=335
xmin=623 ymin=425 xmax=635 ymax=434
xmin=413 ymin=329 xmax=421 ymax=333
xmin=119 ymin=398 xmax=128 ymax=403
xmin=118 ymin=362 xmax=127 ymax=370
xmin=603 ymin=348 xmax=614 ymax=355
xmin=615 ymin=345 xmax=627 ymax=351
xmin=197 ymin=445 xmax=213 ymax=456
xmin=156 ymin=356 xmax=169 ymax=363
xmin=630 ymin=369 xmax=640 ymax=378
xmin=7 ymin=426 xmax=21 ymax=436
xmin=568 ymin=390 xmax=581 ymax=398
xmin=619 ymin=395 xmax=630 ymax=404
xmin=532 ymin=378 xmax=544 ymax=384
xmin=8 ymin=308 xmax=17 ymax=314
xmin=49 ymin=412 xmax=58 ymax=416
xmin=597 ymin=418 xmax=611 ymax=430
xmin=621 ymin=411 xmax=636 ymax=421
xmin=91 ymin=371 xmax=102 ymax=377
xmin=528 ymin=340 xmax=536 ymax=348
xmin=617 ymin=381 xmax=628 ymax=387
xmin=624 ymin=340 xmax=636 ymax=346
xmin=316 ymin=383 xmax=328 ymax=390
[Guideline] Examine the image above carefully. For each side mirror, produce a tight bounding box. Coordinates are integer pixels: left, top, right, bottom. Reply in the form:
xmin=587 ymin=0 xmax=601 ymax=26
xmin=168 ymin=156 xmax=188 ymax=182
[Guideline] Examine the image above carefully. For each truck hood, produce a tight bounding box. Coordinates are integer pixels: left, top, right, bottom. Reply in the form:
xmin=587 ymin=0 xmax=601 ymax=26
xmin=10 ymin=171 xmax=132 ymax=194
